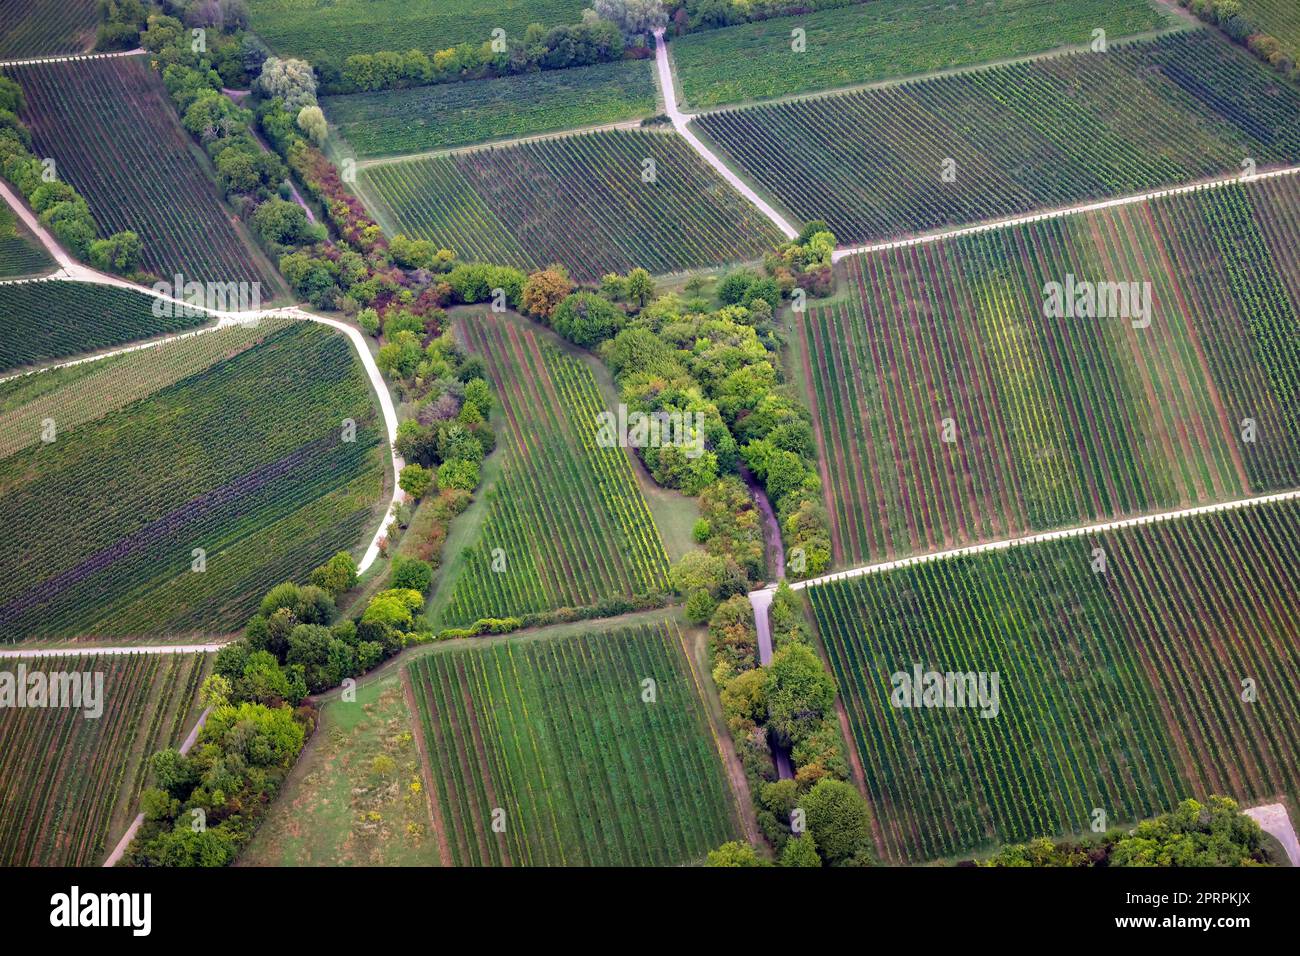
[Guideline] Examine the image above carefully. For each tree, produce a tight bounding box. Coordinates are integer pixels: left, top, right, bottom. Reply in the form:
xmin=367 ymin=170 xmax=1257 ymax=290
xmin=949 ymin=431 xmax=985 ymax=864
xmin=521 ymin=265 xmax=572 ymax=320
xmin=803 ymin=778 xmax=872 ymax=864
xmin=764 ymin=642 xmax=836 ymax=745
xmin=310 ymin=551 xmax=358 ymax=597
xmin=296 ymin=104 xmax=327 ymax=145
xmin=705 ymin=841 xmax=769 ymax=867
xmin=258 ymin=57 xmax=317 ymax=112
xmin=199 ymin=673 xmax=232 ymax=710
xmin=437 ymin=458 xmax=479 ymax=492
xmin=254 ymin=197 xmax=312 ymax=245
xmin=1110 ymin=797 xmax=1265 ymax=867
xmin=399 ymin=462 xmax=435 ymax=499
xmin=780 ymin=835 xmax=822 ymax=867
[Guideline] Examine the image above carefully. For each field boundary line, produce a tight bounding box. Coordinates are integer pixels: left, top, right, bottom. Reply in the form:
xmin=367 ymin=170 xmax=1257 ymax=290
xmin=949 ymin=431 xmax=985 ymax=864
xmin=0 ymin=48 xmax=145 ymax=69
xmin=831 ymin=166 xmax=1300 ymax=261
xmin=775 ymin=488 xmax=1300 ymax=594
xmin=0 ymin=183 xmax=405 ymax=574
xmin=652 ymin=29 xmax=797 ymax=239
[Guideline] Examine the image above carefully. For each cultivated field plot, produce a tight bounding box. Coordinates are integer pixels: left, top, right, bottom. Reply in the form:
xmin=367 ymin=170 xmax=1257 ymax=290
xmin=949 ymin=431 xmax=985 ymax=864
xmin=671 ymin=0 xmax=1169 ymax=108
xmin=695 ymin=29 xmax=1300 ymax=244
xmin=0 ymin=205 xmax=51 ymax=278
xmin=0 ymin=321 xmax=386 ymax=641
xmin=798 ymin=176 xmax=1300 ymax=566
xmin=0 ymin=0 xmax=98 ymax=59
xmin=247 ymin=0 xmax=585 ymax=62
xmin=358 ymin=129 xmax=783 ymax=280
xmin=808 ymin=498 xmax=1300 ymax=863
xmin=436 ymin=312 xmax=670 ymax=627
xmin=325 ymin=58 xmax=658 ymax=157
xmin=406 ymin=620 xmax=742 ymax=866
xmin=0 ymin=281 xmax=207 ymax=373
xmin=7 ymin=56 xmax=279 ymax=289
xmin=1242 ymin=0 xmax=1300 ymax=59
xmin=0 ymin=652 xmax=207 ymax=866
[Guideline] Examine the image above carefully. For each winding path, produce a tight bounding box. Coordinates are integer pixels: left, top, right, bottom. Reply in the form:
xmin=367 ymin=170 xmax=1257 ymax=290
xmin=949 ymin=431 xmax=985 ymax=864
xmin=0 ymin=185 xmax=404 ymax=575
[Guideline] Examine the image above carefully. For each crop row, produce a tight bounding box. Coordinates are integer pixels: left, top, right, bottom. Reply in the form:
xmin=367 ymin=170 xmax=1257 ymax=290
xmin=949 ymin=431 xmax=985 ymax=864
xmin=8 ymin=56 xmax=277 ymax=287
xmin=440 ymin=313 xmax=669 ymax=626
xmin=405 ymin=620 xmax=741 ymax=866
xmin=798 ymin=176 xmax=1295 ymax=565
xmin=0 ymin=206 xmax=52 ymax=279
xmin=696 ymin=29 xmax=1300 ymax=244
xmin=671 ymin=0 xmax=1167 ymax=108
xmin=807 ymin=497 xmax=1300 ymax=862
xmin=360 ymin=129 xmax=783 ymax=281
xmin=0 ymin=651 xmax=207 ymax=866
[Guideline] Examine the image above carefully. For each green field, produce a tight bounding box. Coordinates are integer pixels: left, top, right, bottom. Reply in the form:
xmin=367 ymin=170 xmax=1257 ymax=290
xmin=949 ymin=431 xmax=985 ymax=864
xmin=326 ymin=59 xmax=658 ymax=158
xmin=0 ymin=281 xmax=209 ymax=373
xmin=0 ymin=0 xmax=99 ymax=59
xmin=432 ymin=311 xmax=670 ymax=628
xmin=0 ymin=206 xmax=52 ymax=278
xmin=248 ymin=0 xmax=586 ymax=63
xmin=799 ymin=173 xmax=1300 ymax=566
xmin=808 ymin=498 xmax=1300 ymax=862
xmin=697 ymin=29 xmax=1300 ymax=244
xmin=0 ymin=651 xmax=208 ymax=865
xmin=0 ymin=321 xmax=387 ymax=641
xmin=359 ymin=129 xmax=783 ymax=280
xmin=406 ymin=620 xmax=743 ymax=865
xmin=672 ymin=0 xmax=1170 ymax=108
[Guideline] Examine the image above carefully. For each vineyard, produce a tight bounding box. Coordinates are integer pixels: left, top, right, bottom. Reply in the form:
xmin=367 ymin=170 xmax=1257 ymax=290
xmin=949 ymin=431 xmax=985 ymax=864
xmin=405 ymin=620 xmax=742 ymax=865
xmin=1241 ymin=0 xmax=1300 ymax=57
xmin=326 ymin=58 xmax=657 ymax=157
xmin=807 ymin=497 xmax=1300 ymax=862
xmin=0 ymin=0 xmax=98 ymax=59
xmin=0 ymin=321 xmax=386 ymax=640
xmin=7 ymin=56 xmax=280 ymax=289
xmin=357 ymin=129 xmax=783 ymax=280
xmin=247 ymin=0 xmax=585 ymax=62
xmin=0 ymin=281 xmax=208 ymax=373
xmin=798 ymin=174 xmax=1300 ymax=566
xmin=695 ymin=29 xmax=1300 ymax=244
xmin=434 ymin=312 xmax=670 ymax=628
xmin=0 ymin=651 xmax=208 ymax=866
xmin=671 ymin=0 xmax=1169 ymax=108
xmin=0 ymin=205 xmax=51 ymax=278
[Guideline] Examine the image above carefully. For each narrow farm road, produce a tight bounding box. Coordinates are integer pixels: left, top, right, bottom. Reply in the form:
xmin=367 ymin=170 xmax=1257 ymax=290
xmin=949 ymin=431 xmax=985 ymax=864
xmin=652 ymin=29 xmax=797 ymax=240
xmin=770 ymin=488 xmax=1300 ymax=596
xmin=0 ymin=643 xmax=226 ymax=658
xmin=831 ymin=165 xmax=1300 ymax=262
xmin=102 ymin=706 xmax=212 ymax=867
xmin=0 ymin=184 xmax=404 ymax=575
